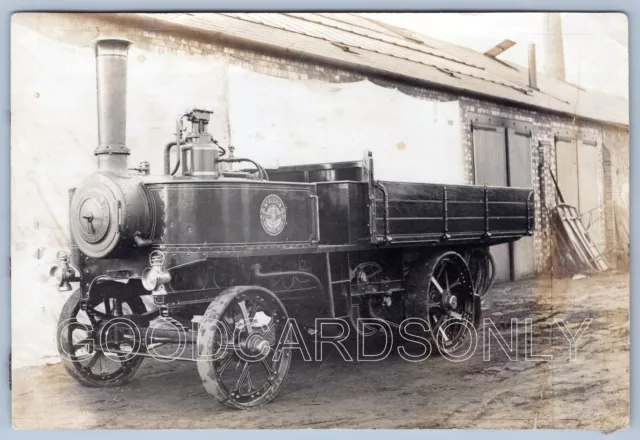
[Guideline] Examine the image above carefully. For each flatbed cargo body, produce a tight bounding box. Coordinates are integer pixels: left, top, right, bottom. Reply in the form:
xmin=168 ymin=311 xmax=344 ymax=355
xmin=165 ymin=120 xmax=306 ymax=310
xmin=135 ymin=168 xmax=533 ymax=261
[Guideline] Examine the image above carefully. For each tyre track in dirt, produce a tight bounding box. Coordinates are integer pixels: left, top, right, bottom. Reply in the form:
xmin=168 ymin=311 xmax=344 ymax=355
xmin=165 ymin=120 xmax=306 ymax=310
xmin=12 ymin=272 xmax=629 ymax=430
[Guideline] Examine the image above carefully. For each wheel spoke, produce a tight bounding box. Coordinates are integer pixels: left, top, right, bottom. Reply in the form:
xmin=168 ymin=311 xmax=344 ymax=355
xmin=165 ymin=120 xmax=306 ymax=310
xmin=448 ymin=279 xmax=461 ymax=291
xmin=368 ymin=267 xmax=383 ymax=279
xmin=99 ymin=351 xmax=106 ymax=373
xmin=437 ymin=324 xmax=450 ymax=342
xmin=445 ymin=268 xmax=450 ymax=292
xmin=66 ymin=319 xmax=87 ymax=329
xmin=248 ymin=301 xmax=258 ymax=320
xmin=71 ymin=338 xmax=94 ymax=353
xmin=224 ymin=314 xmax=236 ymax=329
xmin=434 ymin=264 xmax=445 ymax=281
xmin=85 ymin=311 xmax=98 ymax=326
xmin=217 ymin=354 xmax=233 ymax=375
xmin=237 ymin=300 xmax=252 ymax=333
xmin=431 ymin=314 xmax=450 ymax=342
xmin=89 ymin=310 xmax=109 ymax=321
xmin=431 ymin=277 xmax=444 ymax=294
xmin=261 ymin=358 xmax=275 ymax=378
xmin=84 ymin=351 xmax=102 ymax=371
xmin=233 ymin=361 xmax=250 ymax=392
xmin=104 ymin=299 xmax=112 ymax=316
xmin=246 ymin=369 xmax=255 ymax=393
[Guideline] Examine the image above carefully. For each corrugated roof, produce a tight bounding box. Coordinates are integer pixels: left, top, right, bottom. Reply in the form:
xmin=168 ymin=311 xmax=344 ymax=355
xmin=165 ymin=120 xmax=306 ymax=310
xmin=137 ymin=12 xmax=628 ymax=127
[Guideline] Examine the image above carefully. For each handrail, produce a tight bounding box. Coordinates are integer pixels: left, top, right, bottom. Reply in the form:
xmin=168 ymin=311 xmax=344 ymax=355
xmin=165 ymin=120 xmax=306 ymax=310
xmin=375 ymin=181 xmax=391 ymax=243
xmin=526 ymin=190 xmax=535 ymax=235
xmin=442 ymin=186 xmax=450 ymax=240
xmin=483 ymin=185 xmax=491 ymax=239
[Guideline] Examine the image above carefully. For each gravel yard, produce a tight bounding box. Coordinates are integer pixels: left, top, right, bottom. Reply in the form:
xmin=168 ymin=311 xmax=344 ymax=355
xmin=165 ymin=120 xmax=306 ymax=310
xmin=12 ymin=272 xmax=629 ymax=430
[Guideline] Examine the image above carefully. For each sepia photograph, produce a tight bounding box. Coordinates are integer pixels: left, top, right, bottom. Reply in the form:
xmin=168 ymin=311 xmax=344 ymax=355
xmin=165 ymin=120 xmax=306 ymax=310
xmin=10 ymin=11 xmax=629 ymax=430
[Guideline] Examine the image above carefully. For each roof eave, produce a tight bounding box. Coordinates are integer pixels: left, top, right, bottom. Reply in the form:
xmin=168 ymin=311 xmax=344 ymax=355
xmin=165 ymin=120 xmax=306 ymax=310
xmin=129 ymin=12 xmax=628 ymax=128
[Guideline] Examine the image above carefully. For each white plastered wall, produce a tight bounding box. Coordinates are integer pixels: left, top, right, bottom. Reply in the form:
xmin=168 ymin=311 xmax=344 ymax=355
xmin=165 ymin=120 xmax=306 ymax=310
xmin=228 ymin=66 xmax=463 ymax=184
xmin=11 ymin=24 xmax=228 ymax=368
xmin=11 ymin=25 xmax=463 ymax=368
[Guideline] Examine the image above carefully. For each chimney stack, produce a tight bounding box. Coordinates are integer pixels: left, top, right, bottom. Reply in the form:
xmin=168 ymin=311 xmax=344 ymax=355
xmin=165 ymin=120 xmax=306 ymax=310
xmin=543 ymin=13 xmax=566 ymax=81
xmin=94 ymin=38 xmax=132 ymax=173
xmin=528 ymin=44 xmax=538 ymax=89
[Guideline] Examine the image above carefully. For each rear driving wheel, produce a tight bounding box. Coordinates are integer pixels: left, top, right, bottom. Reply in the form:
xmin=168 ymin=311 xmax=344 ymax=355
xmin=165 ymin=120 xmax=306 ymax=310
xmin=197 ymin=286 xmax=292 ymax=409
xmin=406 ymin=251 xmax=480 ymax=354
xmin=464 ymin=247 xmax=495 ymax=301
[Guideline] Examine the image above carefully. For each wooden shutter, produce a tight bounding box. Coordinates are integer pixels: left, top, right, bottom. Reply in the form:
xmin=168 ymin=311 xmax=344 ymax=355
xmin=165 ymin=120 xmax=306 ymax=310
xmin=507 ymin=129 xmax=535 ymax=279
xmin=555 ymin=138 xmax=579 ymax=207
xmin=577 ymin=140 xmax=604 ymax=251
xmin=473 ymin=125 xmax=510 ymax=282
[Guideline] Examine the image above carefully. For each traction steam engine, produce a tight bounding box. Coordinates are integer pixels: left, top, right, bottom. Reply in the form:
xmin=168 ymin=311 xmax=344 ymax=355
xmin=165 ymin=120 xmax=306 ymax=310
xmin=51 ymin=39 xmax=534 ymax=409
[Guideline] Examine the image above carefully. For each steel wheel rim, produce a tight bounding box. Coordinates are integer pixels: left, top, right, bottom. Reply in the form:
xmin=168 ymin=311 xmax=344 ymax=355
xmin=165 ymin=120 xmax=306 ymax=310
xmin=425 ymin=255 xmax=475 ymax=352
xmin=60 ymin=298 xmax=143 ymax=384
xmin=199 ymin=288 xmax=291 ymax=408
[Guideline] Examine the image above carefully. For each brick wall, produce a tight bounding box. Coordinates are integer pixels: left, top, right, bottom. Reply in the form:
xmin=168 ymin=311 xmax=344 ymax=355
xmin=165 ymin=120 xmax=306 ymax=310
xmin=602 ymin=127 xmax=630 ymax=267
xmin=16 ymin=12 xmax=628 ymax=273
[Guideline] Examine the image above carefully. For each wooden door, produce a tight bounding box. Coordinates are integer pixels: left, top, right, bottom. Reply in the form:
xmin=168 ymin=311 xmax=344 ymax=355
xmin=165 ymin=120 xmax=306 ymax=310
xmin=507 ymin=129 xmax=535 ymax=279
xmin=577 ymin=140 xmax=604 ymax=251
xmin=555 ymin=138 xmax=580 ymax=207
xmin=556 ymin=138 xmax=604 ymax=254
xmin=473 ymin=125 xmax=510 ymax=282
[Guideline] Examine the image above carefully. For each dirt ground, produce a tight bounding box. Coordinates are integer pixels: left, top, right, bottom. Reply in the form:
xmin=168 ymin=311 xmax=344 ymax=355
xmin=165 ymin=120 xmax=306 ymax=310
xmin=12 ymin=272 xmax=629 ymax=430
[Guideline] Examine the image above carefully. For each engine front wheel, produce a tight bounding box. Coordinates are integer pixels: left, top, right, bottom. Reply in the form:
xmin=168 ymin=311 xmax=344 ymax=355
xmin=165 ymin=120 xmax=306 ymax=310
xmin=56 ymin=290 xmax=147 ymax=387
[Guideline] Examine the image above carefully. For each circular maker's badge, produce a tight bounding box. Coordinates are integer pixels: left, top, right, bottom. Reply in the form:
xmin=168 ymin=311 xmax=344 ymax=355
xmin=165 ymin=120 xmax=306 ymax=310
xmin=260 ymin=194 xmax=287 ymax=236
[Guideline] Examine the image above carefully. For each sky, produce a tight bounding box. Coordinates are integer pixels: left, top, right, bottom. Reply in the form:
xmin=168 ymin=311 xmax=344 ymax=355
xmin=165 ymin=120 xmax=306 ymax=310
xmin=362 ymin=13 xmax=629 ymax=100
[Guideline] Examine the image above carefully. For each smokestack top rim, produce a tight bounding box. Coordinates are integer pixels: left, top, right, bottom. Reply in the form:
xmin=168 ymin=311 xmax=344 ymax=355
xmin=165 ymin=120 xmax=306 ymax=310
xmin=94 ymin=37 xmax=133 ymax=57
xmin=94 ymin=37 xmax=133 ymax=45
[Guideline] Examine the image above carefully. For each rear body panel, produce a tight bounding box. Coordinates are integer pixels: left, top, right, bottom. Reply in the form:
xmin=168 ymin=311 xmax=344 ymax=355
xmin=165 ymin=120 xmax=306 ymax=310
xmin=374 ymin=181 xmax=533 ymax=244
